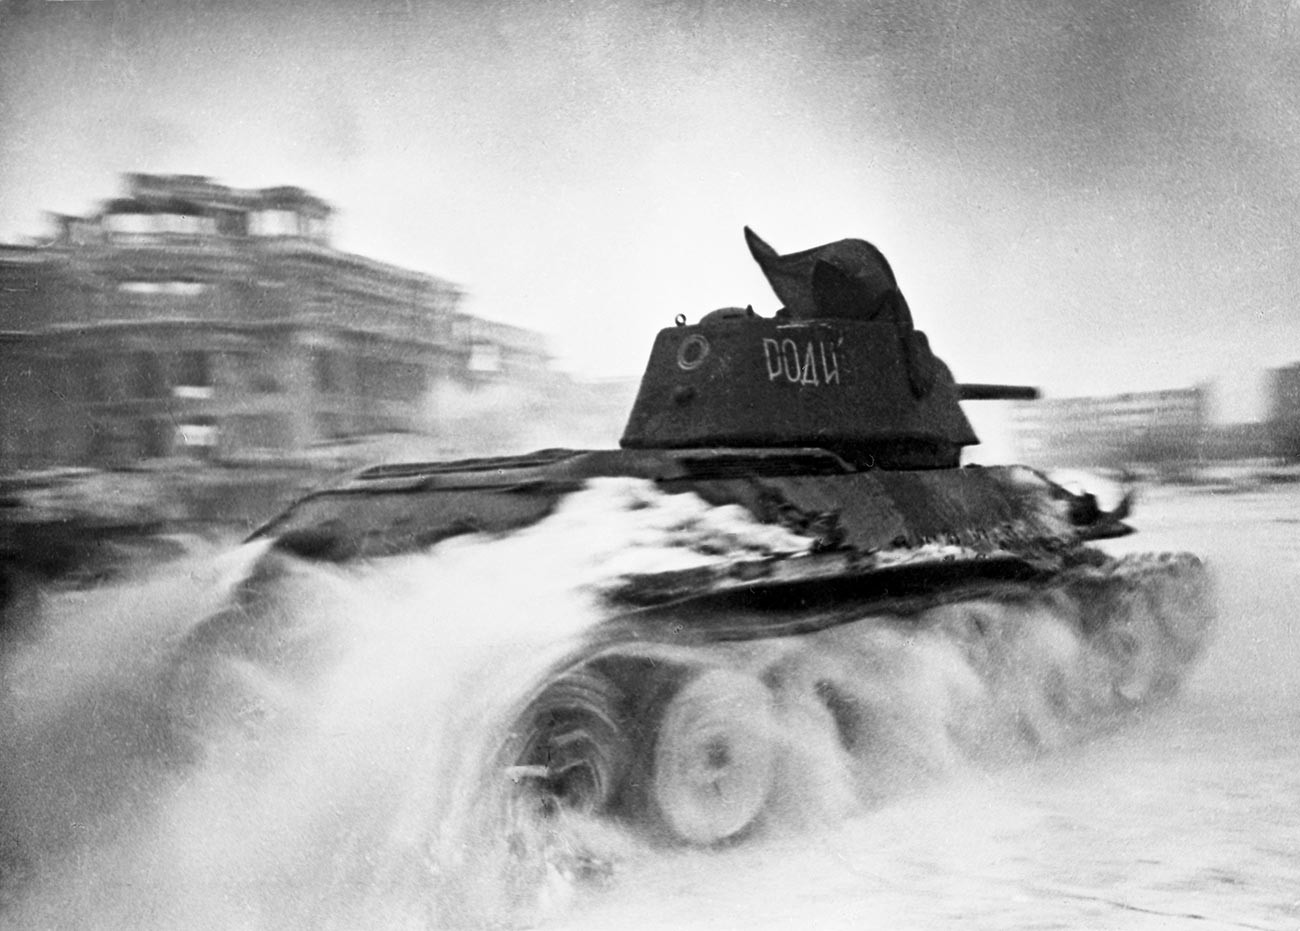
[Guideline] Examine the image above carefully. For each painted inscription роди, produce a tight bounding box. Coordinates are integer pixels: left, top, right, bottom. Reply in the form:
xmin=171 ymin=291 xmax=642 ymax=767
xmin=762 ymin=338 xmax=841 ymax=386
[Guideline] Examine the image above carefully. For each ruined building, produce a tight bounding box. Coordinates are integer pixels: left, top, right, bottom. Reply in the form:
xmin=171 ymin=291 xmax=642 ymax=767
xmin=0 ymin=174 xmax=550 ymax=469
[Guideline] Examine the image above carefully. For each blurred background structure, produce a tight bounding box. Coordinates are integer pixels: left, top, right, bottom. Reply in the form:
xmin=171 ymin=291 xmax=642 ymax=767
xmin=1011 ymin=376 xmax=1300 ymax=473
xmin=1270 ymin=364 xmax=1300 ymax=463
xmin=0 ymin=174 xmax=638 ymax=576
xmin=0 ymin=173 xmax=553 ymax=471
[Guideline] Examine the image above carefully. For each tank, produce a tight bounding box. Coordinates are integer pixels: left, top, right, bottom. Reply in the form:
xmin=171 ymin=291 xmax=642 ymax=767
xmin=170 ymin=228 xmax=1214 ymax=857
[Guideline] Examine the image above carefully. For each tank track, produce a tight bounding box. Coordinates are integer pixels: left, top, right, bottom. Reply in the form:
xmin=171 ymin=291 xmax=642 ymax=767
xmin=503 ymin=550 xmax=1213 ymax=848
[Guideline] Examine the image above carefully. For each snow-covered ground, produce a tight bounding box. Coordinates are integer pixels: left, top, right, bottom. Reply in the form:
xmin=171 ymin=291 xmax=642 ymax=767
xmin=1 ymin=484 xmax=1296 ymax=930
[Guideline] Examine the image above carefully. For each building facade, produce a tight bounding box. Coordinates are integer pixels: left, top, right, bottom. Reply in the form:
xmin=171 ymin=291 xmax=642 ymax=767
xmin=0 ymin=174 xmax=550 ymax=469
xmin=1269 ymin=363 xmax=1300 ymax=462
xmin=1010 ymin=386 xmax=1209 ymax=470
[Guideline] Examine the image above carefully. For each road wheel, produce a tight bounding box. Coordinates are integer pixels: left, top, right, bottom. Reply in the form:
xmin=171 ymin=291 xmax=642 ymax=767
xmin=1100 ymin=605 xmax=1163 ymax=706
xmin=516 ymin=668 xmax=629 ymax=816
xmin=651 ymin=668 xmax=776 ymax=845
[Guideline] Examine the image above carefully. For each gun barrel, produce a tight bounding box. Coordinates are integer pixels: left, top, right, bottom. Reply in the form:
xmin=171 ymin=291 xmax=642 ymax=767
xmin=957 ymin=383 xmax=1041 ymax=402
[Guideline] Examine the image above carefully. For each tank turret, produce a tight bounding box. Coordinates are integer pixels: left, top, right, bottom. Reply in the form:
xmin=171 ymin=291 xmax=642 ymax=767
xmin=621 ymin=228 xmax=1028 ymax=469
xmin=624 ymin=230 xmax=977 ymax=468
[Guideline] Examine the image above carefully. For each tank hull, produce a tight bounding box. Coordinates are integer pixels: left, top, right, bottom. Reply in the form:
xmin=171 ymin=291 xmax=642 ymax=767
xmin=192 ymin=448 xmax=1214 ymax=855
xmin=500 ymin=546 xmax=1211 ymax=846
xmin=251 ymin=447 xmax=1129 ymax=566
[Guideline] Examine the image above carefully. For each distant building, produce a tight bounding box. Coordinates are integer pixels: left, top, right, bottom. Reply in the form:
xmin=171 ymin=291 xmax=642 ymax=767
xmin=0 ymin=173 xmax=550 ymax=469
xmin=1010 ymin=386 xmax=1209 ymax=469
xmin=1269 ymin=363 xmax=1300 ymax=462
xmin=1198 ymin=420 xmax=1273 ymax=462
xmin=452 ymin=314 xmax=555 ymax=383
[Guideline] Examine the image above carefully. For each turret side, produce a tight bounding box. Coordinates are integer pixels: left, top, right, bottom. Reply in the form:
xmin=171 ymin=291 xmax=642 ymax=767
xmin=619 ymin=311 xmax=978 ymax=469
xmin=620 ymin=228 xmax=979 ymax=469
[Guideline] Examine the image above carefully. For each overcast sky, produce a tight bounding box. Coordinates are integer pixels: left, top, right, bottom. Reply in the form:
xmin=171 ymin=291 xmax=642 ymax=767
xmin=2 ymin=0 xmax=1298 ymax=422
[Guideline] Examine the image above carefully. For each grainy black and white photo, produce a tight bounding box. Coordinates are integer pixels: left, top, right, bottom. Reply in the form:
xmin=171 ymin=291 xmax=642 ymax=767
xmin=1 ymin=1 xmax=1298 ymax=928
